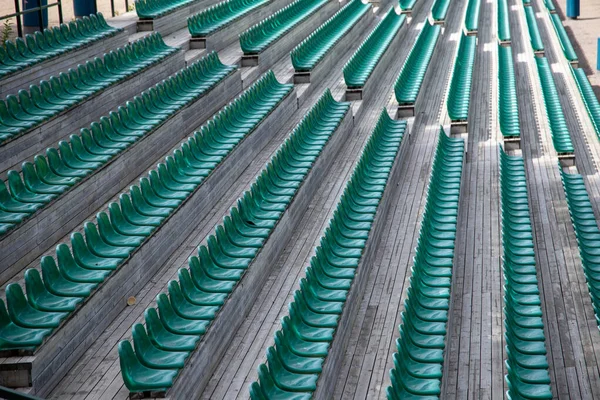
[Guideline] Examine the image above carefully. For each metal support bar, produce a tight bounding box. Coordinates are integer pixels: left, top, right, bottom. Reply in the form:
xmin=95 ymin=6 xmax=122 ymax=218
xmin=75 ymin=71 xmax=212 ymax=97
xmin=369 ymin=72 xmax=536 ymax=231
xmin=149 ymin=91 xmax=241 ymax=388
xmin=1 ymin=0 xmax=63 ymax=37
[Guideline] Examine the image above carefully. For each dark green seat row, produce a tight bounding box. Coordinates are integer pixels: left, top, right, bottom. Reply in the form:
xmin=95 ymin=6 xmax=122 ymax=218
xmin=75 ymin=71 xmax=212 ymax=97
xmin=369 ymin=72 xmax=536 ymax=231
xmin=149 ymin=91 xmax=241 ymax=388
xmin=544 ymin=0 xmax=555 ymax=12
xmin=394 ymin=22 xmax=440 ymax=105
xmin=0 ymin=13 xmax=120 ymax=80
xmin=118 ymin=89 xmax=350 ymax=393
xmin=187 ymin=0 xmax=269 ymax=37
xmin=431 ymin=0 xmax=450 ymax=22
xmin=524 ymin=6 xmax=544 ymax=52
xmin=464 ymin=0 xmax=481 ymax=32
xmin=523 ymin=0 xmax=530 ymax=5
xmin=447 ymin=34 xmax=476 ymax=122
xmin=561 ymin=171 xmax=600 ymax=331
xmin=387 ymin=130 xmax=464 ymax=399
xmin=0 ymin=33 xmax=176 ymax=145
xmin=498 ymin=0 xmax=510 ymax=42
xmin=572 ymin=67 xmax=600 ymax=140
xmin=498 ymin=45 xmax=520 ymax=138
xmin=499 ymin=148 xmax=552 ymax=400
xmin=250 ymin=110 xmax=406 ymax=399
xmin=535 ymin=57 xmax=573 ymax=153
xmin=343 ymin=8 xmax=405 ymax=88
xmin=239 ymin=0 xmax=328 ymax=54
xmin=0 ymin=71 xmax=291 ymax=352
xmin=399 ymin=0 xmax=417 ymax=11
xmin=291 ymin=0 xmax=370 ymax=72
xmin=0 ymin=52 xmax=235 ymax=237
xmin=136 ymin=0 xmax=197 ymax=19
xmin=549 ymin=14 xmax=577 ymax=62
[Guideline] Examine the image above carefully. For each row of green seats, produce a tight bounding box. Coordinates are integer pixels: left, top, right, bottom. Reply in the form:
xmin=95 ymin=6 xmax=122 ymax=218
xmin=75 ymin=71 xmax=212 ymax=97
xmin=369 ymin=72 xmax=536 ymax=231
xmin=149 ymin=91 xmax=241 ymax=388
xmin=535 ymin=57 xmax=574 ymax=153
xmin=399 ymin=0 xmax=417 ymax=11
xmin=549 ymin=14 xmax=577 ymax=62
xmin=544 ymin=0 xmax=555 ymax=12
xmin=0 ymin=71 xmax=291 ymax=352
xmin=0 ymin=13 xmax=120 ymax=79
xmin=0 ymin=33 xmax=176 ymax=144
xmin=239 ymin=0 xmax=328 ymax=55
xmin=250 ymin=110 xmax=406 ymax=399
xmin=187 ymin=0 xmax=269 ymax=37
xmin=394 ymin=21 xmax=441 ymax=105
xmin=561 ymin=171 xmax=600 ymax=330
xmin=387 ymin=130 xmax=464 ymax=399
xmin=572 ymin=67 xmax=600 ymax=140
xmin=447 ymin=34 xmax=476 ymax=122
xmin=524 ymin=6 xmax=544 ymax=52
xmin=498 ymin=45 xmax=520 ymax=138
xmin=343 ymin=8 xmax=405 ymax=88
xmin=498 ymin=0 xmax=510 ymax=42
xmin=291 ymin=0 xmax=370 ymax=72
xmin=431 ymin=0 xmax=450 ymax=22
xmin=499 ymin=148 xmax=552 ymax=400
xmin=464 ymin=0 xmax=481 ymax=32
xmin=136 ymin=0 xmax=196 ymax=18
xmin=119 ymin=89 xmax=349 ymax=393
xmin=0 ymin=52 xmax=235 ymax=237
xmin=523 ymin=0 xmax=530 ymax=5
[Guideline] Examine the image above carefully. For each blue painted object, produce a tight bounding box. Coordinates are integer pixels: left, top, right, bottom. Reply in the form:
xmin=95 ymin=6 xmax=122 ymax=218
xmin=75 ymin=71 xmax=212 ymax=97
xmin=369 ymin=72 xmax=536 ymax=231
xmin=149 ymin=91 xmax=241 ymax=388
xmin=74 ymin=0 xmax=98 ymax=18
xmin=597 ymin=38 xmax=600 ymax=71
xmin=22 ymin=0 xmax=48 ymax=29
xmin=567 ymin=0 xmax=579 ymax=19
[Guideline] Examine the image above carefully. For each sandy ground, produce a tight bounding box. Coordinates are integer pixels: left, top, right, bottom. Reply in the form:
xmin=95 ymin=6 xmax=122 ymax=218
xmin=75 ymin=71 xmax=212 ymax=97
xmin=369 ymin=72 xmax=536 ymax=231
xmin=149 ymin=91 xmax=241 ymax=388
xmin=0 ymin=0 xmax=130 ymax=40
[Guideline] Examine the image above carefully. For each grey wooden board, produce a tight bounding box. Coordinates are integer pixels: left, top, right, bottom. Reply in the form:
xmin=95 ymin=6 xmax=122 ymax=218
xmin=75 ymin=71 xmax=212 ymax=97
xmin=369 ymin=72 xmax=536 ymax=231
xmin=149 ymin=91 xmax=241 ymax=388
xmin=441 ymin=0 xmax=505 ymax=397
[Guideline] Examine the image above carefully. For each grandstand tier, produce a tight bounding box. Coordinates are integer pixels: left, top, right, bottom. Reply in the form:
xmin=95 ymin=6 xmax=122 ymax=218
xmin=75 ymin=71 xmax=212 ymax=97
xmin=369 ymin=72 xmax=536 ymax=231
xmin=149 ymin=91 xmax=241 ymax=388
xmin=1 ymin=0 xmax=600 ymax=397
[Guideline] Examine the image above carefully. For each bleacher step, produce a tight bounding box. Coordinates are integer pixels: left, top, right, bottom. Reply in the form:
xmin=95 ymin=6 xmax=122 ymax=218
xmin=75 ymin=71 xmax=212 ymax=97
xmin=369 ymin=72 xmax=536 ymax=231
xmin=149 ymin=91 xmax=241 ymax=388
xmin=164 ymin=93 xmax=353 ymax=399
xmin=0 ymin=72 xmax=293 ymax=398
xmin=0 ymin=69 xmax=243 ymax=288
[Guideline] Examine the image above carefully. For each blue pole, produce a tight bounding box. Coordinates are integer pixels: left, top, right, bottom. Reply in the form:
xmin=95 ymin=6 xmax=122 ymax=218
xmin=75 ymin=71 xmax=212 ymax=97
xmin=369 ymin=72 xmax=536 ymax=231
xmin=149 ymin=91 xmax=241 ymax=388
xmin=567 ymin=0 xmax=580 ymax=19
xmin=597 ymin=38 xmax=600 ymax=71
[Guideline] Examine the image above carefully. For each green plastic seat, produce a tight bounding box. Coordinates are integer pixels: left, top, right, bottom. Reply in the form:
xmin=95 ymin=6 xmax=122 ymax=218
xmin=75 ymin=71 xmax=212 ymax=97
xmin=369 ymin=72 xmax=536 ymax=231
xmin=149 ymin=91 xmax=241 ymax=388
xmin=6 ymin=283 xmax=68 ymax=329
xmin=498 ymin=0 xmax=510 ymax=41
xmin=118 ymin=340 xmax=178 ymax=392
xmin=447 ymin=34 xmax=476 ymax=122
xmin=343 ymin=8 xmax=405 ymax=88
xmin=188 ymin=0 xmax=269 ymax=37
xmin=394 ymin=22 xmax=441 ymax=105
xmin=117 ymin=88 xmax=348 ymax=393
xmin=290 ymin=0 xmax=370 ymax=72
xmin=0 ymin=299 xmax=53 ymax=350
xmin=535 ymin=57 xmax=573 ymax=153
